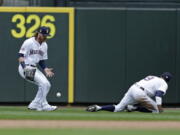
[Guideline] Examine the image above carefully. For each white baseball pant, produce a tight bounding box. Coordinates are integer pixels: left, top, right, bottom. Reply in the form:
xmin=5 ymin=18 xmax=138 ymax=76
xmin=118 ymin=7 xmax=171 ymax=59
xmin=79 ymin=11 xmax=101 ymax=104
xmin=114 ymin=84 xmax=159 ymax=113
xmin=18 ymin=65 xmax=51 ymax=106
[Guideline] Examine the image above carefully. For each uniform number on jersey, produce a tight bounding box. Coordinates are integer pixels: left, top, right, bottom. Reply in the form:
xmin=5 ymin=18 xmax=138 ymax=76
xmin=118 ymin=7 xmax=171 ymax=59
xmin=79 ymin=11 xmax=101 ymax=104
xmin=144 ymin=76 xmax=154 ymax=81
xmin=11 ymin=14 xmax=56 ymax=39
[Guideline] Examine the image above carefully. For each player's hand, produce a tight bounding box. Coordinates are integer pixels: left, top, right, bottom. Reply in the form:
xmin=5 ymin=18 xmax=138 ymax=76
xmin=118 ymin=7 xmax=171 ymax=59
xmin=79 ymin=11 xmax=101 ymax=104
xmin=157 ymin=105 xmax=163 ymax=113
xmin=44 ymin=68 xmax=54 ymax=77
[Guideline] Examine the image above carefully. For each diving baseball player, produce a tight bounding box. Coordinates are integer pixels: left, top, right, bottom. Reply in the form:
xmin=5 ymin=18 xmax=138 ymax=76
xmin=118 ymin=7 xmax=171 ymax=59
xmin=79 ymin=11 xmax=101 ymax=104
xmin=86 ymin=72 xmax=173 ymax=113
xmin=18 ymin=26 xmax=57 ymax=111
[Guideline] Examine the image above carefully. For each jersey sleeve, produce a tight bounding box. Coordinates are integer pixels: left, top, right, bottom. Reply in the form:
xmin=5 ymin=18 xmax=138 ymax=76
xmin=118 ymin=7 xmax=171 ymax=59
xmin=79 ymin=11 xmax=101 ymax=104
xmin=158 ymin=80 xmax=168 ymax=94
xmin=19 ymin=40 xmax=30 ymax=55
xmin=42 ymin=43 xmax=48 ymax=60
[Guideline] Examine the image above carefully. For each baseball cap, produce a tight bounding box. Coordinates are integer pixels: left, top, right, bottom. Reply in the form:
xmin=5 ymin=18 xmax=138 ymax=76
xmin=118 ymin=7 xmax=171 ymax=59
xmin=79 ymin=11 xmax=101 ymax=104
xmin=37 ymin=26 xmax=50 ymax=36
xmin=160 ymin=72 xmax=173 ymax=82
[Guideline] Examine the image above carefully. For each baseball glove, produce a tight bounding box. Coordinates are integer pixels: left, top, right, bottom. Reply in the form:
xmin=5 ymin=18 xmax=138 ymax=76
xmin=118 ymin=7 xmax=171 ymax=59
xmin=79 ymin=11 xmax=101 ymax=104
xmin=24 ymin=66 xmax=36 ymax=81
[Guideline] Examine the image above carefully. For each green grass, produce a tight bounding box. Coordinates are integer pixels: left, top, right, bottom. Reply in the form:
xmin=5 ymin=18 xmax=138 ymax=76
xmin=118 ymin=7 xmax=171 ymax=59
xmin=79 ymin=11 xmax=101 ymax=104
xmin=0 ymin=128 xmax=180 ymax=135
xmin=0 ymin=106 xmax=180 ymax=135
xmin=0 ymin=106 xmax=180 ymax=121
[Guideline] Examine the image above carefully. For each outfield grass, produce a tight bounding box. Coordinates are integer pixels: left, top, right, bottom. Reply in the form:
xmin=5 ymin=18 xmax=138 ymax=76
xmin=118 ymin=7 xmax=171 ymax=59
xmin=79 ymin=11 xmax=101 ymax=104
xmin=0 ymin=106 xmax=180 ymax=121
xmin=0 ymin=128 xmax=180 ymax=135
xmin=0 ymin=106 xmax=180 ymax=135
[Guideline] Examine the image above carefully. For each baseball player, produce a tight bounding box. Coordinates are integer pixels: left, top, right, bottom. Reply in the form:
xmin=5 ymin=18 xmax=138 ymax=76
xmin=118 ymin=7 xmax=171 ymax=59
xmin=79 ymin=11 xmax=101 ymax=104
xmin=86 ymin=72 xmax=173 ymax=113
xmin=18 ymin=26 xmax=57 ymax=111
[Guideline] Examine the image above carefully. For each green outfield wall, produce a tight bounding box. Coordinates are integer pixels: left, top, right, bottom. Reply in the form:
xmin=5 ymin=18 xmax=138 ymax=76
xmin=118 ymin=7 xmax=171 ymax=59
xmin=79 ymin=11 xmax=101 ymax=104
xmin=0 ymin=7 xmax=179 ymax=104
xmin=75 ymin=8 xmax=177 ymax=103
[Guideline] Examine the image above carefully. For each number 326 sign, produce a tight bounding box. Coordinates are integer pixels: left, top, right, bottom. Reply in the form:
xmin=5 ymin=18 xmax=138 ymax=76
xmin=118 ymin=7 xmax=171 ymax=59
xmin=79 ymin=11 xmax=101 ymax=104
xmin=11 ymin=14 xmax=56 ymax=39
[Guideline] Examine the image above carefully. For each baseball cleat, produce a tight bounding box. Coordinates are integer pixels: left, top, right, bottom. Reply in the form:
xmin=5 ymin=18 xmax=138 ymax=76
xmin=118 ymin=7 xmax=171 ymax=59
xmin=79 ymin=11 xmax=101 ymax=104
xmin=86 ymin=105 xmax=99 ymax=112
xmin=28 ymin=102 xmax=43 ymax=111
xmin=42 ymin=104 xmax=58 ymax=111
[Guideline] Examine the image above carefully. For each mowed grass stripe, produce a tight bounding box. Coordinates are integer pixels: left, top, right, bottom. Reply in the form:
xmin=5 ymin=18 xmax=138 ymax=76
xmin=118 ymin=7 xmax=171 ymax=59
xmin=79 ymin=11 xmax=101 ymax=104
xmin=0 ymin=128 xmax=180 ymax=135
xmin=0 ymin=106 xmax=180 ymax=121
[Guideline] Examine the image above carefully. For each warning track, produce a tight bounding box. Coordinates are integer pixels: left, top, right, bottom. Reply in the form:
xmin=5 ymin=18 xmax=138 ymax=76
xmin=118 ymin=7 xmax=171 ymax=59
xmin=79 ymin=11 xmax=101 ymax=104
xmin=0 ymin=120 xmax=180 ymax=129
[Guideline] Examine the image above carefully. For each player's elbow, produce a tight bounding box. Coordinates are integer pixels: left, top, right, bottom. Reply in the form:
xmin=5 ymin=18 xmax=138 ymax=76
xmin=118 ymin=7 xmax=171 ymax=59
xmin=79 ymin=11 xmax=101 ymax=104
xmin=18 ymin=57 xmax=25 ymax=62
xmin=18 ymin=53 xmax=25 ymax=62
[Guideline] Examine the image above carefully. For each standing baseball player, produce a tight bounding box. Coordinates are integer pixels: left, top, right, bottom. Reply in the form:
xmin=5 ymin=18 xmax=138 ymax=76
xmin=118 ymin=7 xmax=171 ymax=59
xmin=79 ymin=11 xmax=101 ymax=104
xmin=86 ymin=72 xmax=173 ymax=113
xmin=18 ymin=26 xmax=57 ymax=111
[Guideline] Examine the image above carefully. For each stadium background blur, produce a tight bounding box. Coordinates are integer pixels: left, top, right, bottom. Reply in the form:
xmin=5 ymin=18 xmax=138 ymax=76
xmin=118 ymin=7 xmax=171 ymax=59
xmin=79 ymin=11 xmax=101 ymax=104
xmin=0 ymin=0 xmax=180 ymax=7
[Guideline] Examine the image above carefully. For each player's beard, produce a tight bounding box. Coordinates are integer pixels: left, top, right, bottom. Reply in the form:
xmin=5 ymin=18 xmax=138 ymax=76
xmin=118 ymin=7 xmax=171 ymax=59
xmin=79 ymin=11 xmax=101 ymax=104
xmin=37 ymin=34 xmax=47 ymax=44
xmin=41 ymin=37 xmax=47 ymax=42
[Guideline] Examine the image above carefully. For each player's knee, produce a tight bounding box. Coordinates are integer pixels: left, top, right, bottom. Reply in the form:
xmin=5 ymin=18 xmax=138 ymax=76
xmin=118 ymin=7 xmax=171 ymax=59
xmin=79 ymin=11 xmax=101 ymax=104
xmin=114 ymin=105 xmax=124 ymax=112
xmin=46 ymin=81 xmax=51 ymax=89
xmin=41 ymin=81 xmax=51 ymax=89
xmin=114 ymin=106 xmax=119 ymax=112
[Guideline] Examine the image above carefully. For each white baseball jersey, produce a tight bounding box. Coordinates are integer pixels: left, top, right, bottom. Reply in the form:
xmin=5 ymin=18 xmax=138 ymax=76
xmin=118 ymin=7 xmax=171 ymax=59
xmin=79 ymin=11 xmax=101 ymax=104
xmin=19 ymin=37 xmax=48 ymax=65
xmin=136 ymin=76 xmax=168 ymax=97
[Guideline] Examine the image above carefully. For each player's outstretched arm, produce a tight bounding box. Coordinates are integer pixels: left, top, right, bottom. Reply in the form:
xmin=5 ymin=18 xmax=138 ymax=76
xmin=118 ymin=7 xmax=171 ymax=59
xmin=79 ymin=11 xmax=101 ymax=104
xmin=38 ymin=60 xmax=54 ymax=77
xmin=157 ymin=105 xmax=163 ymax=113
xmin=155 ymin=90 xmax=165 ymax=113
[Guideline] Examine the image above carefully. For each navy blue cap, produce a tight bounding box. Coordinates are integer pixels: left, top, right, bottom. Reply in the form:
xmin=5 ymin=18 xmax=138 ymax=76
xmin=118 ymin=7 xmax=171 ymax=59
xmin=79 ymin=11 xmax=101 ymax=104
xmin=38 ymin=26 xmax=50 ymax=36
xmin=160 ymin=72 xmax=173 ymax=82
